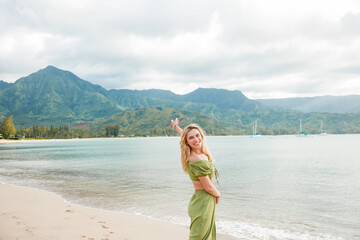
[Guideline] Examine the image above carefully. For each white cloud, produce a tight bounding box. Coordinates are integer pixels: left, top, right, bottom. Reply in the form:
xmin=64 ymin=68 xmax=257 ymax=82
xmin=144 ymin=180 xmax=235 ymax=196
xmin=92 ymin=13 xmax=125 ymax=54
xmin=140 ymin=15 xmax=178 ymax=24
xmin=1 ymin=0 xmax=360 ymax=98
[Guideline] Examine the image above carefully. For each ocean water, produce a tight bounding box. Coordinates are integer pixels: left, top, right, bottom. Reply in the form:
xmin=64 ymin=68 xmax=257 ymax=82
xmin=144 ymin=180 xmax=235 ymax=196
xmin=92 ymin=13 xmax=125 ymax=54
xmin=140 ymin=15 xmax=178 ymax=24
xmin=0 ymin=135 xmax=359 ymax=240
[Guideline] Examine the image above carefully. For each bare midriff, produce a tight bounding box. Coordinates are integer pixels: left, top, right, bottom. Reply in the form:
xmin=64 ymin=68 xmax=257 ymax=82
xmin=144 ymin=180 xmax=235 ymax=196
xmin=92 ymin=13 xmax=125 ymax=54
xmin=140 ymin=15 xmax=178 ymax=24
xmin=192 ymin=178 xmax=213 ymax=190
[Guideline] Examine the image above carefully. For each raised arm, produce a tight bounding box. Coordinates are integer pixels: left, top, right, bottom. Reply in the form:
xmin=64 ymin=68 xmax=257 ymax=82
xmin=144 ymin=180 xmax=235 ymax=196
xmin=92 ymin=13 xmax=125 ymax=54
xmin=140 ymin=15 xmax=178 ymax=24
xmin=171 ymin=118 xmax=183 ymax=135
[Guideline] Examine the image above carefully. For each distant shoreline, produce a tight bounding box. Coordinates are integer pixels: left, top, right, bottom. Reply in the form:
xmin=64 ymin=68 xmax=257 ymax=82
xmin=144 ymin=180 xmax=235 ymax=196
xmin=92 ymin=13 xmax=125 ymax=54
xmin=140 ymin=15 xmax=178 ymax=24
xmin=0 ymin=135 xmax=243 ymax=144
xmin=0 ymin=136 xmax=180 ymax=143
xmin=2 ymin=133 xmax=353 ymax=144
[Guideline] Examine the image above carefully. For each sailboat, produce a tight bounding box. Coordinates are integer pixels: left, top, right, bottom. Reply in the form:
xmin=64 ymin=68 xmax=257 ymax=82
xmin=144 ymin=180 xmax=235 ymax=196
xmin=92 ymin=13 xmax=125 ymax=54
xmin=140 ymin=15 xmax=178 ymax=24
xmin=298 ymin=118 xmax=307 ymax=136
xmin=319 ymin=120 xmax=327 ymax=136
xmin=252 ymin=120 xmax=261 ymax=137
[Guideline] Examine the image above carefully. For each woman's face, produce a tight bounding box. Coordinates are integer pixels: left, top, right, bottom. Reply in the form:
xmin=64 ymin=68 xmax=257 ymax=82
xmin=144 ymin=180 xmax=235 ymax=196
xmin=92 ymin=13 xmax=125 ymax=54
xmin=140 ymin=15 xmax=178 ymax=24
xmin=186 ymin=129 xmax=202 ymax=150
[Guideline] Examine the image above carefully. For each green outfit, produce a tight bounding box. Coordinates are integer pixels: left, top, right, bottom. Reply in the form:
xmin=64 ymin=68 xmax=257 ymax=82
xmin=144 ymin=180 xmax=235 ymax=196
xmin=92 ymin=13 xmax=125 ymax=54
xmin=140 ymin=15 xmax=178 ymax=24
xmin=188 ymin=160 xmax=218 ymax=240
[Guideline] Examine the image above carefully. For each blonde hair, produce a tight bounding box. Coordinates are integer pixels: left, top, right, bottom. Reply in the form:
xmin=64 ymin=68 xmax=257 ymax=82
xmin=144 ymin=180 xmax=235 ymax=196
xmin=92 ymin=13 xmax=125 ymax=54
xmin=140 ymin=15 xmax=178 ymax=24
xmin=180 ymin=124 xmax=213 ymax=173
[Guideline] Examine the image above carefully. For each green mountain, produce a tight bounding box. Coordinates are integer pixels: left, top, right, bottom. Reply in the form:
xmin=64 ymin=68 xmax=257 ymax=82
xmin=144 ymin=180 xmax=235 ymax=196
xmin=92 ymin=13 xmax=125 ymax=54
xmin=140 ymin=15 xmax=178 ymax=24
xmin=0 ymin=66 xmax=121 ymax=126
xmin=107 ymin=89 xmax=167 ymax=109
xmin=235 ymin=110 xmax=360 ymax=134
xmin=107 ymin=88 xmax=265 ymax=125
xmin=129 ymin=88 xmax=264 ymax=112
xmin=1 ymin=66 xmax=262 ymax=127
xmin=91 ymin=107 xmax=244 ymax=136
xmin=1 ymin=66 xmax=360 ymax=135
xmin=0 ymin=80 xmax=12 ymax=90
xmin=95 ymin=90 xmax=360 ymax=135
xmin=182 ymin=88 xmax=261 ymax=111
xmin=90 ymin=106 xmax=360 ymax=136
xmin=130 ymin=89 xmax=180 ymax=100
xmin=257 ymin=95 xmax=360 ymax=113
xmin=108 ymin=89 xmax=245 ymax=123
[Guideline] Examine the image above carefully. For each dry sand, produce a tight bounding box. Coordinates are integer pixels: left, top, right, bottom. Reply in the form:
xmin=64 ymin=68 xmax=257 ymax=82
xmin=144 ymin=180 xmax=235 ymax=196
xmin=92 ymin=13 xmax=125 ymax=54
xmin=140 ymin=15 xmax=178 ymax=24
xmin=0 ymin=182 xmax=235 ymax=240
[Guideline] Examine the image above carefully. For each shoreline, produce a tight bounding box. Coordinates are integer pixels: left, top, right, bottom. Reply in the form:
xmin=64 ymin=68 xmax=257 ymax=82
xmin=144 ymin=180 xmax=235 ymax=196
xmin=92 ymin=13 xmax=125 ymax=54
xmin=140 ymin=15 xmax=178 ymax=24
xmin=0 ymin=134 xmax=327 ymax=144
xmin=0 ymin=181 xmax=236 ymax=240
xmin=0 ymin=136 xmax=179 ymax=144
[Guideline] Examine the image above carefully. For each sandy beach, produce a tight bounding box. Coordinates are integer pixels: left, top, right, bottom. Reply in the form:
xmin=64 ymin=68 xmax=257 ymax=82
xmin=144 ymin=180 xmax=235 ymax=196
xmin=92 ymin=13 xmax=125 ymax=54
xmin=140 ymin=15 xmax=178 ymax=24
xmin=0 ymin=182 xmax=235 ymax=240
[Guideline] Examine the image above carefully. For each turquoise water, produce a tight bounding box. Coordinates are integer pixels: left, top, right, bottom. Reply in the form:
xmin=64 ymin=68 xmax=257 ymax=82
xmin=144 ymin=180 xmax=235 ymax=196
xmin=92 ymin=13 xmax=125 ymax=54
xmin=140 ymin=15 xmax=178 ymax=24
xmin=0 ymin=135 xmax=359 ymax=239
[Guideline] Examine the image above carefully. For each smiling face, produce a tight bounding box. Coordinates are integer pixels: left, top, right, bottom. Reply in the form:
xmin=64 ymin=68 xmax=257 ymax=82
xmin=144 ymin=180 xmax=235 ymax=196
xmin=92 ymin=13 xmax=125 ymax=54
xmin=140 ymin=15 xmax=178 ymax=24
xmin=186 ymin=129 xmax=203 ymax=150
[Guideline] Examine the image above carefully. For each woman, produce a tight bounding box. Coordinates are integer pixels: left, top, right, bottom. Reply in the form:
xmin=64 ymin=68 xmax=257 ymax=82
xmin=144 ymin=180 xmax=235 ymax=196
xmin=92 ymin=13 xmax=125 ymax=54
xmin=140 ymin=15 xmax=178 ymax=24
xmin=171 ymin=118 xmax=220 ymax=240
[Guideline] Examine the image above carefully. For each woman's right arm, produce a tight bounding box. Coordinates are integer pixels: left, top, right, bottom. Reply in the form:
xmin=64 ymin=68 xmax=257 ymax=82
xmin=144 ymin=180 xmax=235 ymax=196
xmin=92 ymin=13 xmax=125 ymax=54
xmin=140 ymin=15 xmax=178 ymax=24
xmin=171 ymin=118 xmax=183 ymax=135
xmin=198 ymin=176 xmax=221 ymax=204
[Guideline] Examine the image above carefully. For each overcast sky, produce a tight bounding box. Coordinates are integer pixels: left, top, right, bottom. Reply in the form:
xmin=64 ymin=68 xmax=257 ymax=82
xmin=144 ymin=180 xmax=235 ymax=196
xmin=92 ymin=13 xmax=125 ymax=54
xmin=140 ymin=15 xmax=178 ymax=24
xmin=1 ymin=0 xmax=360 ymax=98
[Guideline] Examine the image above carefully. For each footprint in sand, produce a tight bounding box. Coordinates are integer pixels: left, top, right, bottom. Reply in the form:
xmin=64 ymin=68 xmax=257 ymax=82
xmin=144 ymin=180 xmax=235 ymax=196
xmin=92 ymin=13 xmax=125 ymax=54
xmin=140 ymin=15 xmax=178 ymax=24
xmin=12 ymin=216 xmax=24 ymax=226
xmin=65 ymin=205 xmax=74 ymax=213
xmin=97 ymin=221 xmax=109 ymax=229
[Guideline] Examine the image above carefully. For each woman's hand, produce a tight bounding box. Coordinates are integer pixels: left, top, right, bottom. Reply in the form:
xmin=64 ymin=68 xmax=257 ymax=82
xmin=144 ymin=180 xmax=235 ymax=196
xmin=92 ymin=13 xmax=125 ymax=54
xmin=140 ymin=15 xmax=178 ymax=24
xmin=171 ymin=118 xmax=179 ymax=128
xmin=171 ymin=118 xmax=183 ymax=135
xmin=216 ymin=196 xmax=220 ymax=205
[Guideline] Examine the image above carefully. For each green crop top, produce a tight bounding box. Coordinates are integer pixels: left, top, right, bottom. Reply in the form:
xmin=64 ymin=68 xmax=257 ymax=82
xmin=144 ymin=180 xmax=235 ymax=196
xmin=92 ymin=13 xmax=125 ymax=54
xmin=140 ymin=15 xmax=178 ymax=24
xmin=188 ymin=160 xmax=219 ymax=183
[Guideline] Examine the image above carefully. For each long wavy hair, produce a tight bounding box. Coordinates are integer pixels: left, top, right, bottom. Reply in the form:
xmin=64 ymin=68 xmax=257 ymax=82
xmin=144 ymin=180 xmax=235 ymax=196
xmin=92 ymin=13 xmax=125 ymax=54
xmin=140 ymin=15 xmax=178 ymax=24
xmin=180 ymin=124 xmax=213 ymax=173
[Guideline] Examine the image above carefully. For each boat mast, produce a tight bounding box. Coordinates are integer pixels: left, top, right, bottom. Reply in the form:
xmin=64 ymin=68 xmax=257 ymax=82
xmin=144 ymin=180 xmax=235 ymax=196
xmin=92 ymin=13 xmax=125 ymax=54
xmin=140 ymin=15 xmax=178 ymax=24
xmin=254 ymin=120 xmax=257 ymax=135
xmin=320 ymin=120 xmax=323 ymax=133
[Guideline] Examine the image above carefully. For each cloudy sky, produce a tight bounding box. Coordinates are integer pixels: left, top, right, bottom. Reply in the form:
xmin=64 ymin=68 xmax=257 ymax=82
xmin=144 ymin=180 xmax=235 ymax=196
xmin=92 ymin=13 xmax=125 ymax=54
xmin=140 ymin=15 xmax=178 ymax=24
xmin=1 ymin=0 xmax=360 ymax=98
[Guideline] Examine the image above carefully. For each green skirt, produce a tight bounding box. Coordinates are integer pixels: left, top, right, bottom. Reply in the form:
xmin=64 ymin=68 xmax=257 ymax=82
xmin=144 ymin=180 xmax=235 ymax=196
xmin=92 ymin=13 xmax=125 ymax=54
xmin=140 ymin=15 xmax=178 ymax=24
xmin=188 ymin=190 xmax=216 ymax=240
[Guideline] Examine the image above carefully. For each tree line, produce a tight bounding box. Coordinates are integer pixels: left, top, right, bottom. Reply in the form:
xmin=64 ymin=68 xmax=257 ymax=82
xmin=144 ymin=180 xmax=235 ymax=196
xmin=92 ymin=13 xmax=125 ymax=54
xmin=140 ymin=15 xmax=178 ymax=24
xmin=0 ymin=115 xmax=121 ymax=139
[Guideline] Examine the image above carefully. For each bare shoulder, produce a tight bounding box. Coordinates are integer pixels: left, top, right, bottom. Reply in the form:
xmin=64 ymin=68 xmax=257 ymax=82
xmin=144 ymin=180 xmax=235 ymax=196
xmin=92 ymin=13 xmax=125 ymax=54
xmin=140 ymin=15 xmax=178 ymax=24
xmin=188 ymin=154 xmax=198 ymax=162
xmin=188 ymin=153 xmax=208 ymax=162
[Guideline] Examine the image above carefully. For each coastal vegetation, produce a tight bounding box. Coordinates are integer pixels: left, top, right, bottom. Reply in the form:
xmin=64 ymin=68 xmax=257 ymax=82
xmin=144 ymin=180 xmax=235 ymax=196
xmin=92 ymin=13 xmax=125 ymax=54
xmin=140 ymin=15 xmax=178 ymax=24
xmin=16 ymin=125 xmax=105 ymax=139
xmin=105 ymin=124 xmax=120 ymax=137
xmin=0 ymin=115 xmax=16 ymax=139
xmin=0 ymin=122 xmax=105 ymax=139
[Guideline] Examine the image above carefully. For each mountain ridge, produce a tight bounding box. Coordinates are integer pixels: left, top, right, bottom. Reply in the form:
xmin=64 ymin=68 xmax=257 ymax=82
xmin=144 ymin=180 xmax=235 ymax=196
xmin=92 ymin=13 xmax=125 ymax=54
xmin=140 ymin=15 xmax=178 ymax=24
xmin=1 ymin=66 xmax=359 ymax=115
xmin=0 ymin=80 xmax=13 ymax=90
xmin=1 ymin=66 xmax=264 ymax=127
xmin=1 ymin=66 xmax=359 ymax=134
xmin=130 ymin=87 xmax=263 ymax=112
xmin=257 ymin=95 xmax=360 ymax=113
xmin=0 ymin=66 xmax=121 ymax=124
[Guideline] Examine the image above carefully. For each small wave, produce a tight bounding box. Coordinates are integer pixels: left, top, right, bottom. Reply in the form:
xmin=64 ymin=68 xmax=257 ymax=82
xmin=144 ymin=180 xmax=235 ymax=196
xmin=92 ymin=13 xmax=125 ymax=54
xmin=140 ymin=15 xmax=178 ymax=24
xmin=217 ymin=220 xmax=344 ymax=240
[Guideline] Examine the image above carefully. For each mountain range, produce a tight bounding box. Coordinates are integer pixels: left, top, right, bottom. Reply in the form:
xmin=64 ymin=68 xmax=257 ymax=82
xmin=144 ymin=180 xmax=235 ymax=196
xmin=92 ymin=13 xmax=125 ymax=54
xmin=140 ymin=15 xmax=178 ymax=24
xmin=1 ymin=66 xmax=359 ymax=134
xmin=258 ymin=95 xmax=360 ymax=114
